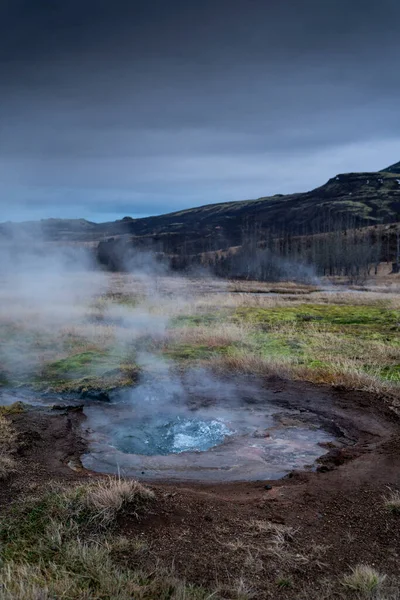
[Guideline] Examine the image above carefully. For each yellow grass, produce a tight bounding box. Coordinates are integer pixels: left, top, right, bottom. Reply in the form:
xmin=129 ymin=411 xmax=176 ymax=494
xmin=0 ymin=416 xmax=18 ymax=479
xmin=342 ymin=564 xmax=387 ymax=593
xmin=84 ymin=477 xmax=155 ymax=524
xmin=384 ymin=489 xmax=400 ymax=514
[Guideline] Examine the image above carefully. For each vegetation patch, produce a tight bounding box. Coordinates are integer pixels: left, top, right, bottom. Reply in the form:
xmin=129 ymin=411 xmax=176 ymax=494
xmin=164 ymin=342 xmax=233 ymax=361
xmin=171 ymin=312 xmax=228 ymax=328
xmin=384 ymin=489 xmax=400 ymax=514
xmin=0 ymin=415 xmax=19 ymax=480
xmin=35 ymin=350 xmax=139 ymax=392
xmin=234 ymin=304 xmax=399 ymax=335
xmin=0 ymin=478 xmax=213 ymax=599
xmin=341 ymin=564 xmax=387 ymax=594
xmin=0 ymin=401 xmax=26 ymax=416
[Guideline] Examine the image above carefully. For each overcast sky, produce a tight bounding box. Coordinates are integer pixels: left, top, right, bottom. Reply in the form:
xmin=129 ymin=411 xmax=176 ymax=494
xmin=1 ymin=0 xmax=399 ymax=222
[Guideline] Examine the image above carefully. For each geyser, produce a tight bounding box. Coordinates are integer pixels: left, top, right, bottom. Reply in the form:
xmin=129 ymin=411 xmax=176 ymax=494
xmin=81 ymin=382 xmax=338 ymax=482
xmin=112 ymin=414 xmax=232 ymax=456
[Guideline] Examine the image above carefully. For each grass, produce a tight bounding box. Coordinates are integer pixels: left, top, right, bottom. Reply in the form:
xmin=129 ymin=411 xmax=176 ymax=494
xmin=0 ymin=541 xmax=213 ymax=600
xmin=37 ymin=349 xmax=139 ymax=392
xmin=0 ymin=455 xmax=16 ymax=480
xmin=0 ymin=415 xmax=19 ymax=480
xmin=341 ymin=565 xmax=387 ymax=594
xmin=1 ymin=274 xmax=400 ymax=598
xmin=384 ymin=489 xmax=400 ymax=514
xmin=1 ymin=274 xmax=399 ymax=397
xmin=0 ymin=477 xmax=154 ymax=563
xmin=84 ymin=477 xmax=155 ymax=525
xmin=276 ymin=577 xmax=293 ymax=589
xmin=165 ymin=299 xmax=400 ymax=398
xmin=0 ymin=477 xmax=214 ymax=599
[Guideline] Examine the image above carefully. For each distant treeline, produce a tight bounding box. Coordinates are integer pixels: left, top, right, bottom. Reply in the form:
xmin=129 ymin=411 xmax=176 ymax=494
xmin=97 ymin=219 xmax=400 ymax=283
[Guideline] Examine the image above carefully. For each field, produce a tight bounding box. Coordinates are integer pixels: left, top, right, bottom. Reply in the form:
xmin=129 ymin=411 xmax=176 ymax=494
xmin=0 ymin=271 xmax=400 ymax=599
xmin=1 ymin=274 xmax=399 ymax=398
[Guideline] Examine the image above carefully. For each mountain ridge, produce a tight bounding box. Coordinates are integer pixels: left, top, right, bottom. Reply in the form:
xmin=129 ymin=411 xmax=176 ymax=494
xmin=1 ymin=167 xmax=400 ymax=251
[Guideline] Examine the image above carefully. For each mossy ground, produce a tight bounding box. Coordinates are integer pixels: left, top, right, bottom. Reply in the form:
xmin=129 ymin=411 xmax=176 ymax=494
xmin=0 ymin=314 xmax=140 ymax=393
xmin=164 ymin=302 xmax=400 ymax=388
xmin=37 ymin=349 xmax=139 ymax=392
xmin=1 ymin=284 xmax=399 ymax=395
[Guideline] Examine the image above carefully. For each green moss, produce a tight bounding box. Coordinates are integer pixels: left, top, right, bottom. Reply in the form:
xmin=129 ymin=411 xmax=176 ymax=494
xmin=235 ymin=304 xmax=399 ymax=336
xmin=365 ymin=364 xmax=400 ymax=382
xmin=0 ymin=402 xmax=26 ymax=416
xmin=170 ymin=313 xmax=228 ymax=328
xmin=44 ymin=350 xmax=110 ymax=377
xmin=163 ymin=343 xmax=232 ymax=361
xmin=35 ymin=350 xmax=139 ymax=392
xmin=248 ymin=332 xmax=304 ymax=359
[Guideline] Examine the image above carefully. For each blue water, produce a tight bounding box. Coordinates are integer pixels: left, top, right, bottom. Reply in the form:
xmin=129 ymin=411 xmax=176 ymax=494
xmin=112 ymin=415 xmax=232 ymax=456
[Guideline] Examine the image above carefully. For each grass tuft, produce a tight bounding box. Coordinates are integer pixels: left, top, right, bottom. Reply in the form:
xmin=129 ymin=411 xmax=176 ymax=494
xmin=84 ymin=476 xmax=155 ymax=525
xmin=384 ymin=489 xmax=400 ymax=514
xmin=0 ymin=455 xmax=17 ymax=479
xmin=341 ymin=564 xmax=387 ymax=593
xmin=0 ymin=415 xmax=19 ymax=479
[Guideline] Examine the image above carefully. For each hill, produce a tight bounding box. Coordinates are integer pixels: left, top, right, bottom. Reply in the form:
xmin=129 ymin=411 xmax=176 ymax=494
xmin=1 ymin=167 xmax=400 ymax=260
xmin=382 ymin=161 xmax=400 ymax=174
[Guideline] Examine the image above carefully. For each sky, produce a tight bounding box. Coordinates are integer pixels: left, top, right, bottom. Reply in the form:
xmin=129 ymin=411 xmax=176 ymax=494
xmin=0 ymin=0 xmax=399 ymax=223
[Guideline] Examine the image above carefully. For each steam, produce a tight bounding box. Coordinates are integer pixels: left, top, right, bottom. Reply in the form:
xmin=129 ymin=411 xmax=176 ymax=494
xmin=0 ymin=227 xmax=221 ymax=398
xmin=0 ymin=233 xmax=338 ymax=482
xmin=0 ymin=226 xmax=261 ymax=425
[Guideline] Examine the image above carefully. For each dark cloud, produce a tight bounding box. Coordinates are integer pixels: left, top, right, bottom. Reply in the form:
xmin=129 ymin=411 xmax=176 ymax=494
xmin=0 ymin=0 xmax=399 ymax=221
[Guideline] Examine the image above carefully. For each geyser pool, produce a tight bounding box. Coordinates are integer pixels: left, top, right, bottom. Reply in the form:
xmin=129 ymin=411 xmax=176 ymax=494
xmin=81 ymin=394 xmax=338 ymax=481
xmin=112 ymin=414 xmax=232 ymax=456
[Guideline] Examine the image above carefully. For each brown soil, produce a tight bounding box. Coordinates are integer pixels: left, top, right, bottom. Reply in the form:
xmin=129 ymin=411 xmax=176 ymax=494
xmin=2 ymin=381 xmax=400 ymax=599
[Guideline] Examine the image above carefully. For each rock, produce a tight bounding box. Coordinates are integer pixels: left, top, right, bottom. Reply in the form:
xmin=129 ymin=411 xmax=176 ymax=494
xmin=317 ymin=465 xmax=331 ymax=473
xmin=80 ymin=390 xmax=110 ymax=402
xmin=51 ymin=403 xmax=84 ymax=412
xmin=67 ymin=458 xmax=85 ymax=472
xmin=253 ymin=429 xmax=271 ymax=438
xmin=264 ymin=484 xmax=273 ymax=490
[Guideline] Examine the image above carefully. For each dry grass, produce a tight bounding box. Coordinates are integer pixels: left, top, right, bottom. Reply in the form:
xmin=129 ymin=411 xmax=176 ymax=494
xmin=0 ymin=416 xmax=18 ymax=452
xmin=249 ymin=519 xmax=296 ymax=540
xmin=0 ymin=480 xmax=213 ymax=600
xmin=0 ymin=455 xmax=16 ymax=479
xmin=245 ymin=519 xmax=309 ymax=569
xmin=296 ymin=364 xmax=400 ymax=398
xmin=210 ymin=352 xmax=400 ymax=398
xmin=83 ymin=476 xmax=155 ymax=525
xmin=0 ymin=416 xmax=19 ymax=479
xmin=166 ymin=322 xmax=251 ymax=348
xmin=210 ymin=353 xmax=294 ymax=379
xmin=1 ymin=272 xmax=399 ymax=396
xmin=342 ymin=565 xmax=387 ymax=594
xmin=0 ymin=540 xmax=213 ymax=600
xmin=384 ymin=489 xmax=400 ymax=514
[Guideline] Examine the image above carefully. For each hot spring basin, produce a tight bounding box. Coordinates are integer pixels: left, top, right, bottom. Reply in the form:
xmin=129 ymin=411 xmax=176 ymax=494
xmin=81 ymin=400 xmax=335 ymax=482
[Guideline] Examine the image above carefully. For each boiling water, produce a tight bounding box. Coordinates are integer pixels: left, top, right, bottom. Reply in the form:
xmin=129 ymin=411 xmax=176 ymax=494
xmin=82 ymin=400 xmax=336 ymax=481
xmin=113 ymin=415 xmax=232 ymax=455
xmin=0 ymin=382 xmax=338 ymax=482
